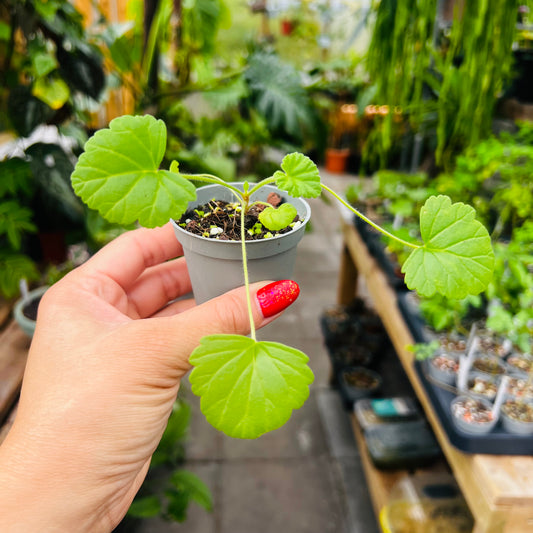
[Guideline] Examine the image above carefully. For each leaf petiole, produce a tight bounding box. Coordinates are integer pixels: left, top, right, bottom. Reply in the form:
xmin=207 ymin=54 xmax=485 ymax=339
xmin=320 ymin=183 xmax=420 ymax=250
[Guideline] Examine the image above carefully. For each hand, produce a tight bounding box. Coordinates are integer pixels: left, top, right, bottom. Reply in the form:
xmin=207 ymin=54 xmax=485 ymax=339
xmin=0 ymin=224 xmax=299 ymax=533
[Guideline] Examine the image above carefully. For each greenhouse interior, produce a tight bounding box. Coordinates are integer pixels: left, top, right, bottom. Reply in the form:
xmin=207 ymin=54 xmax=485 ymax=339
xmin=1 ymin=1 xmax=533 ymax=532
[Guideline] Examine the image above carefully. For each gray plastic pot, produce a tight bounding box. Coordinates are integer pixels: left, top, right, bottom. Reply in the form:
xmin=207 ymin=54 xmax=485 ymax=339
xmin=170 ymin=183 xmax=311 ymax=304
xmin=13 ymin=286 xmax=48 ymax=337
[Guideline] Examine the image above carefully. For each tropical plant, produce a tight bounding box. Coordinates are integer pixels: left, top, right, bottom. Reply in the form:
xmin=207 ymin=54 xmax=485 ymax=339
xmin=70 ymin=114 xmax=494 ymax=439
xmin=0 ymin=0 xmax=105 ymax=136
xmin=365 ymin=0 xmax=518 ymax=169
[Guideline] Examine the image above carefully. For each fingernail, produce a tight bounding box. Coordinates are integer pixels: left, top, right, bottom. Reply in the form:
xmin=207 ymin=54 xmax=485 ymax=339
xmin=257 ymin=280 xmax=300 ymax=318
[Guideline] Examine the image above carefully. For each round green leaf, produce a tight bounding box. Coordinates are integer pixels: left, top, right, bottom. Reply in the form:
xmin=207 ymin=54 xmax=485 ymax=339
xmin=402 ymin=195 xmax=494 ymax=298
xmin=273 ymin=152 xmax=322 ymax=198
xmin=258 ymin=203 xmax=297 ymax=231
xmin=189 ymin=335 xmax=314 ymax=439
xmin=71 ymin=115 xmax=197 ymax=228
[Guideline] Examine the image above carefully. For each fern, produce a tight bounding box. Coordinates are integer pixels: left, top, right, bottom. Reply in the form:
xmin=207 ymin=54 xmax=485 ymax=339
xmin=0 ymin=201 xmax=37 ymax=250
xmin=0 ymin=252 xmax=40 ymax=298
xmin=0 ymin=158 xmax=33 ymax=198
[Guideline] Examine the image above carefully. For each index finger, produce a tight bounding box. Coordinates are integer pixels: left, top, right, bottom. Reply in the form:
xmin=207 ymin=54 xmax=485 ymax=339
xmin=80 ymin=224 xmax=184 ymax=289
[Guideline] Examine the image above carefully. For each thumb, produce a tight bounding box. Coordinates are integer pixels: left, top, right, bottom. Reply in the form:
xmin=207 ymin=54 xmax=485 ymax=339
xmin=138 ymin=280 xmax=300 ymax=370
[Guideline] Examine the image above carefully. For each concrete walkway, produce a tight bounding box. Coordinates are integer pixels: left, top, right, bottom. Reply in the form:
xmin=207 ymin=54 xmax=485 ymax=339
xmin=138 ymin=171 xmax=381 ymax=533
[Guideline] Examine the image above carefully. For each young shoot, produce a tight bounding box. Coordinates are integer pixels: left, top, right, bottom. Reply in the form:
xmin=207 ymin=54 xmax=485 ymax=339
xmin=71 ymin=114 xmax=495 ymax=439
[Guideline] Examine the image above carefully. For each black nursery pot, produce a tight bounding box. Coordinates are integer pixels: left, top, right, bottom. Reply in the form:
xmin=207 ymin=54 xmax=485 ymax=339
xmin=338 ymin=366 xmax=382 ymax=408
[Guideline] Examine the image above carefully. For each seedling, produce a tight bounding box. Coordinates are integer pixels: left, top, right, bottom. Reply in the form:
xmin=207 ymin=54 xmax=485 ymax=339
xmin=71 ymin=114 xmax=494 ymax=439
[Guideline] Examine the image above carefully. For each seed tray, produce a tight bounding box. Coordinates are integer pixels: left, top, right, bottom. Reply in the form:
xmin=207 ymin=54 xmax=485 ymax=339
xmin=414 ymin=361 xmax=533 ymax=455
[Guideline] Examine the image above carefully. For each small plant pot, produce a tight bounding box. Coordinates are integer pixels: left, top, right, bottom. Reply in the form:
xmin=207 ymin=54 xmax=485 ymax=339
xmin=505 ymin=353 xmax=533 ymax=378
xmin=505 ymin=372 xmax=533 ymax=401
xmin=13 ymin=286 xmax=48 ymax=337
xmin=450 ymin=396 xmax=497 ymax=435
xmin=171 ymin=183 xmax=311 ymax=304
xmin=426 ymin=351 xmax=459 ymax=386
xmin=466 ymin=371 xmax=499 ymax=402
xmin=324 ymin=148 xmax=350 ymax=173
xmin=471 ymin=354 xmax=507 ymax=378
xmin=500 ymin=399 xmax=533 ymax=435
xmin=280 ymin=19 xmax=295 ymax=36
xmin=338 ymin=366 xmax=381 ymax=407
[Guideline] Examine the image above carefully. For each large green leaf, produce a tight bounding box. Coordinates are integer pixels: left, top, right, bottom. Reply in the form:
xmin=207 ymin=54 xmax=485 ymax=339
xmin=273 ymin=152 xmax=322 ymax=198
xmin=189 ymin=335 xmax=314 ymax=439
xmin=402 ymin=195 xmax=494 ymax=298
xmin=71 ymin=115 xmax=197 ymax=227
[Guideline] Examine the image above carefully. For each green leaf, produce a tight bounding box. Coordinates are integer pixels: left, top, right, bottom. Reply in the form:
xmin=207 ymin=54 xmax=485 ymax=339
xmin=71 ymin=115 xmax=197 ymax=227
xmin=273 ymin=153 xmax=321 ymax=198
xmin=32 ymin=77 xmax=70 ymax=110
xmin=32 ymin=52 xmax=58 ymax=77
xmin=402 ymin=195 xmax=494 ymax=298
xmin=170 ymin=470 xmax=213 ymax=512
xmin=0 ymin=252 xmax=40 ymax=298
xmin=259 ymin=203 xmax=297 ymax=231
xmin=0 ymin=201 xmax=37 ymax=250
xmin=189 ymin=335 xmax=314 ymax=439
xmin=127 ymin=495 xmax=161 ymax=518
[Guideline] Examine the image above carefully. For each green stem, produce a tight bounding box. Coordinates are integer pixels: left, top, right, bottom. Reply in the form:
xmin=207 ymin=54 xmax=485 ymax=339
xmin=240 ymin=200 xmax=256 ymax=341
xmin=321 ymin=184 xmax=420 ymax=250
xmin=248 ymin=176 xmax=278 ymax=196
xmin=181 ymin=173 xmax=245 ymax=201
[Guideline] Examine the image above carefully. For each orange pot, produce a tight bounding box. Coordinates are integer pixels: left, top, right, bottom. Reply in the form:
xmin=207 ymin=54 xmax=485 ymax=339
xmin=325 ymin=148 xmax=350 ymax=173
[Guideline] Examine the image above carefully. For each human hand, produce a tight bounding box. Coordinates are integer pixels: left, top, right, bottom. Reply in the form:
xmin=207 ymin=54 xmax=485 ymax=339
xmin=0 ymin=224 xmax=299 ymax=533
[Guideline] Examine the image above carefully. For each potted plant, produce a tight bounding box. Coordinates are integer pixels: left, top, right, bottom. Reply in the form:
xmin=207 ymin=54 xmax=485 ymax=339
xmin=500 ymin=399 xmax=533 ymax=435
xmin=70 ymin=114 xmax=495 ymax=439
xmin=338 ymin=366 xmax=382 ymax=408
xmin=13 ymin=285 xmax=49 ymax=338
xmin=450 ymin=396 xmax=497 ymax=435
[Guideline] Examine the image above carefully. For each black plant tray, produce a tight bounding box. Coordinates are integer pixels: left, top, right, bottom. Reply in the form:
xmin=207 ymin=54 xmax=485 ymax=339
xmin=414 ymin=361 xmax=533 ymax=455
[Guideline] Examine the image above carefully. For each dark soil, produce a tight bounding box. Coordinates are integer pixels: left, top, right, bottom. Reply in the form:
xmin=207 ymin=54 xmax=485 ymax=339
xmin=22 ymin=296 xmax=41 ymax=321
xmin=176 ymin=194 xmax=299 ymax=241
xmin=344 ymin=370 xmax=378 ymax=389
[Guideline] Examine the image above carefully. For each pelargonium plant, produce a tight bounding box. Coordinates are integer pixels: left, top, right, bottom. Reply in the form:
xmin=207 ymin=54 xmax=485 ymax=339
xmin=71 ymin=114 xmax=495 ymax=439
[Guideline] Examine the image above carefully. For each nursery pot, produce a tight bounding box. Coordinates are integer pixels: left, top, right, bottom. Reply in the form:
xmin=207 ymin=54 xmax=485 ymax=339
xmin=325 ymin=148 xmax=350 ymax=174
xmin=13 ymin=286 xmax=48 ymax=337
xmin=170 ymin=183 xmax=311 ymax=304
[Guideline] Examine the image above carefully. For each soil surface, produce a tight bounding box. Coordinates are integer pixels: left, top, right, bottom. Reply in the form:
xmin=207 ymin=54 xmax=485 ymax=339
xmin=22 ymin=296 xmax=41 ymax=321
xmin=176 ymin=194 xmax=300 ymax=241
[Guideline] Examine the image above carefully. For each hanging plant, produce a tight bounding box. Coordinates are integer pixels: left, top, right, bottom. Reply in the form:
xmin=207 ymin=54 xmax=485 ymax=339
xmin=365 ymin=0 xmax=518 ymax=169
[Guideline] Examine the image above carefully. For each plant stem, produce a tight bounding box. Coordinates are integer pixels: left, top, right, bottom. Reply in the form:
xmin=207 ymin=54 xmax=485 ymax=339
xmin=321 ymin=183 xmax=420 ymax=250
xmin=181 ymin=173 xmax=245 ymax=200
xmin=248 ymin=176 xmax=278 ymax=196
xmin=240 ymin=199 xmax=256 ymax=341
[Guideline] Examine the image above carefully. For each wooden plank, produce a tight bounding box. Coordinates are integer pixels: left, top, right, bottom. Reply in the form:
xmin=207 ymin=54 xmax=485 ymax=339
xmin=0 ymin=321 xmax=30 ymax=423
xmin=340 ymin=221 xmax=533 ymax=533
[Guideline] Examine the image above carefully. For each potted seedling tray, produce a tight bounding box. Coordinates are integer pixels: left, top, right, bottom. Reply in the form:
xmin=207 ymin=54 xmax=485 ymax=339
xmin=414 ymin=360 xmax=533 ymax=455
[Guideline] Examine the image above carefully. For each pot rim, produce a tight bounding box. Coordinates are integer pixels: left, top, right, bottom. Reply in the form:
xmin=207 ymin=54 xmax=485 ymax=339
xmin=170 ymin=182 xmax=311 ymax=247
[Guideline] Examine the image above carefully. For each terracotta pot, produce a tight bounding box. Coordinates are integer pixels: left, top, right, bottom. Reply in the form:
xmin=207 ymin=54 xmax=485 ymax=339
xmin=325 ymin=148 xmax=350 ymax=173
xmin=280 ymin=19 xmax=295 ymax=36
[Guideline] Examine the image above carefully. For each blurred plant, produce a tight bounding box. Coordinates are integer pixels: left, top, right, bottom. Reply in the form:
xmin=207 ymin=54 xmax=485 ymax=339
xmin=0 ymin=158 xmax=39 ymax=298
xmin=0 ymin=0 xmax=105 ymax=136
xmin=125 ymin=398 xmax=212 ymax=524
xmin=434 ymin=124 xmax=533 ymax=238
xmin=365 ymin=0 xmax=518 ymax=169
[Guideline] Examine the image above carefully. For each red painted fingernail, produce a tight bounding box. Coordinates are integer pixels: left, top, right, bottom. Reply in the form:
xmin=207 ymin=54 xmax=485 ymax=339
xmin=257 ymin=280 xmax=300 ymax=318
